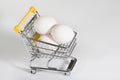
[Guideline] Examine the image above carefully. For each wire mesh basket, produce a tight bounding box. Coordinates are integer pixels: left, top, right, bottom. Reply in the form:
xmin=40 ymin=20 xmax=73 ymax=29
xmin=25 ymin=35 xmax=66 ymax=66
xmin=14 ymin=6 xmax=77 ymax=75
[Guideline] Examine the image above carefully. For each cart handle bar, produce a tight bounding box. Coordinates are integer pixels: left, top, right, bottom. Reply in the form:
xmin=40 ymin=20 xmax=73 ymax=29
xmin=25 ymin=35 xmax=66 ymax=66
xmin=14 ymin=6 xmax=37 ymax=32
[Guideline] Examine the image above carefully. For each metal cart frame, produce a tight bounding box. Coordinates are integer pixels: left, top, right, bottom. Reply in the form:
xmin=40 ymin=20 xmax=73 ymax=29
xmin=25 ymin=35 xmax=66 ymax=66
xmin=14 ymin=6 xmax=77 ymax=75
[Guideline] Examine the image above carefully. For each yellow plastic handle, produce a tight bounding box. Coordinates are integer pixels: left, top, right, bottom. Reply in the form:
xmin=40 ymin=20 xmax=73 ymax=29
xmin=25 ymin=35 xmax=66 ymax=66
xmin=14 ymin=6 xmax=37 ymax=32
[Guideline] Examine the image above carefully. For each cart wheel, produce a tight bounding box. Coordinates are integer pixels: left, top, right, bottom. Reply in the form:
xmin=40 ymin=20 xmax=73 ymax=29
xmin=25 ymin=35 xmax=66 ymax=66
xmin=31 ymin=69 xmax=37 ymax=74
xmin=64 ymin=72 xmax=70 ymax=76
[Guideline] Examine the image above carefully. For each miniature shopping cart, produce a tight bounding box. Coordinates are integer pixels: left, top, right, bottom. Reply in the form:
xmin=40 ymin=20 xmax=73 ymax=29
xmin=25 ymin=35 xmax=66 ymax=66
xmin=14 ymin=6 xmax=77 ymax=75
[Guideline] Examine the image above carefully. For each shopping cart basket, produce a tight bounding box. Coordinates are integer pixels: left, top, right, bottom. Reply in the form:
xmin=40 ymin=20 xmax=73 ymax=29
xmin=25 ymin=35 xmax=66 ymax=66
xmin=13 ymin=6 xmax=77 ymax=75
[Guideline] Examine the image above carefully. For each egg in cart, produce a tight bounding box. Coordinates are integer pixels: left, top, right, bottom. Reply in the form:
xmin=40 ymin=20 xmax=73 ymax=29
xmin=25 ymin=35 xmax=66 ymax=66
xmin=13 ymin=6 xmax=77 ymax=75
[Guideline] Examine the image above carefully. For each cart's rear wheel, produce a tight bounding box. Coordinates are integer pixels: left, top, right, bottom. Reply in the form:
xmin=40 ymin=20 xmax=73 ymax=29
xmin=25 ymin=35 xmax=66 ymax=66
xmin=31 ymin=69 xmax=37 ymax=74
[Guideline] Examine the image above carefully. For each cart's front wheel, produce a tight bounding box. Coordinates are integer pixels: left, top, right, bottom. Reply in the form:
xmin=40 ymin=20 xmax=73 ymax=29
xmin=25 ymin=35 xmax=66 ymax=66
xmin=31 ymin=69 xmax=37 ymax=74
xmin=64 ymin=72 xmax=70 ymax=76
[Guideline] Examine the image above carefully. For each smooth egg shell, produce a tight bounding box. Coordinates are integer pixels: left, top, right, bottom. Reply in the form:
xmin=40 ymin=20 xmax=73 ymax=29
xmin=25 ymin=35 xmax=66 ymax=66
xmin=39 ymin=35 xmax=58 ymax=51
xmin=39 ymin=35 xmax=58 ymax=45
xmin=51 ymin=25 xmax=74 ymax=44
xmin=34 ymin=16 xmax=57 ymax=34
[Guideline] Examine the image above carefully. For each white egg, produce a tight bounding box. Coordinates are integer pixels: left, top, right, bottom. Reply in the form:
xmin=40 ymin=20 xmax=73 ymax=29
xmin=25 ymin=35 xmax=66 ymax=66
xmin=34 ymin=16 xmax=57 ymax=34
xmin=39 ymin=35 xmax=58 ymax=45
xmin=39 ymin=35 xmax=58 ymax=52
xmin=51 ymin=24 xmax=75 ymax=44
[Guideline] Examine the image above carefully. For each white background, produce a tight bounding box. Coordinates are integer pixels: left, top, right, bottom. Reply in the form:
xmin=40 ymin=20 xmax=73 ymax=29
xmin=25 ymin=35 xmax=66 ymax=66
xmin=0 ymin=0 xmax=120 ymax=80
